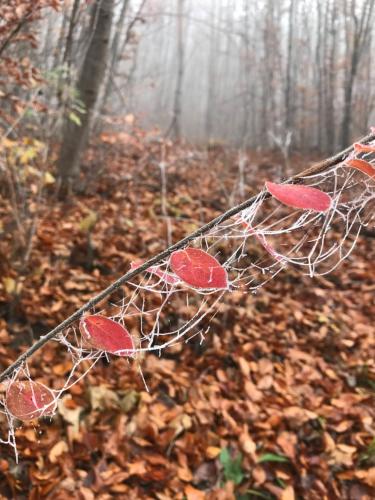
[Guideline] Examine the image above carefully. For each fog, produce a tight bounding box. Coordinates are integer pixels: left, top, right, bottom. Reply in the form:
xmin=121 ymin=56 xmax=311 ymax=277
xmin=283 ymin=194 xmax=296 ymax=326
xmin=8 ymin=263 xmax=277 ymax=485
xmin=109 ymin=0 xmax=375 ymax=152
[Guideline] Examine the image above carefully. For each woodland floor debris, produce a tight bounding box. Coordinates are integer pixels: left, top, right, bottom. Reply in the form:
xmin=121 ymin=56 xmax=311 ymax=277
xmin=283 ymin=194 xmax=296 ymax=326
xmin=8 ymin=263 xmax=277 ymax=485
xmin=0 ymin=138 xmax=374 ymax=499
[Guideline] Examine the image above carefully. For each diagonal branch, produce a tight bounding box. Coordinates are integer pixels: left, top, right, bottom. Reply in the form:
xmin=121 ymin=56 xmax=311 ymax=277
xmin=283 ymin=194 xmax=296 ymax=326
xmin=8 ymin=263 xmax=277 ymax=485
xmin=0 ymin=131 xmax=374 ymax=382
xmin=0 ymin=9 xmax=35 ymax=59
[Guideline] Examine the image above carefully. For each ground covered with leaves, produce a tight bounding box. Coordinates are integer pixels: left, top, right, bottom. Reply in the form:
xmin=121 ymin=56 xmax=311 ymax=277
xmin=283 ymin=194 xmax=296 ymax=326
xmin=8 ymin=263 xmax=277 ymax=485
xmin=0 ymin=135 xmax=374 ymax=499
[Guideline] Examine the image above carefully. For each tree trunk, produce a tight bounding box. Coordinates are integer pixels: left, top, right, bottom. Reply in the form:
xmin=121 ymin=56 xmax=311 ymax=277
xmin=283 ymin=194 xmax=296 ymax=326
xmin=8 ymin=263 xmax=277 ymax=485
xmin=167 ymin=0 xmax=185 ymax=141
xmin=57 ymin=0 xmax=114 ymax=196
xmin=284 ymin=0 xmax=295 ymax=132
xmin=205 ymin=0 xmax=217 ymax=142
xmin=100 ymin=0 xmax=130 ymax=115
xmin=340 ymin=0 xmax=374 ymax=148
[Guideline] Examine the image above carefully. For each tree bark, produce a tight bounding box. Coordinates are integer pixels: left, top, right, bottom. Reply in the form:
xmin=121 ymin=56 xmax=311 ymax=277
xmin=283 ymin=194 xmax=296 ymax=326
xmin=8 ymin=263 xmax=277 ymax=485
xmin=340 ymin=0 xmax=374 ymax=148
xmin=100 ymin=0 xmax=130 ymax=115
xmin=57 ymin=0 xmax=114 ymax=196
xmin=167 ymin=0 xmax=185 ymax=141
xmin=284 ymin=0 xmax=295 ymax=132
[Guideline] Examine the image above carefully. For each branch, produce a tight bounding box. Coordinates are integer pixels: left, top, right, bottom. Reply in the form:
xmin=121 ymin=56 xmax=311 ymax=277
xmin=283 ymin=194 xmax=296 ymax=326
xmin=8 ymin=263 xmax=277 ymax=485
xmin=0 ymin=9 xmax=34 ymax=59
xmin=0 ymin=131 xmax=374 ymax=382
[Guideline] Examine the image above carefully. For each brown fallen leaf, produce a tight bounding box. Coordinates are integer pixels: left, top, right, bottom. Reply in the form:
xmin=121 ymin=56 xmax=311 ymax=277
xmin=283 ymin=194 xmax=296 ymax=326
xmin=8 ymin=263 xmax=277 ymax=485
xmin=177 ymin=466 xmax=193 ymax=482
xmin=281 ymin=485 xmax=295 ymax=500
xmin=49 ymin=440 xmax=68 ymax=464
xmin=184 ymin=484 xmax=206 ymax=500
xmin=206 ymin=446 xmax=221 ymax=459
xmin=276 ymin=431 xmax=297 ymax=460
xmin=244 ymin=380 xmax=263 ymax=402
xmin=355 ymin=467 xmax=375 ymax=487
xmin=252 ymin=465 xmax=267 ymax=485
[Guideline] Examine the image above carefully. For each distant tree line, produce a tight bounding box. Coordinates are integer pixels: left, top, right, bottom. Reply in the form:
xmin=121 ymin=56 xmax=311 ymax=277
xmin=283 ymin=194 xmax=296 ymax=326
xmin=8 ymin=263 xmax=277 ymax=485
xmin=1 ymin=0 xmax=374 ymax=191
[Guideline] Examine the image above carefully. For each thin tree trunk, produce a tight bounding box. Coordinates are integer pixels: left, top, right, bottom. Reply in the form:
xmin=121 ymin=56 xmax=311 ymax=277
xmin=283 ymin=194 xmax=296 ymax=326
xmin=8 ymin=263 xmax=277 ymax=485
xmin=325 ymin=0 xmax=337 ymax=154
xmin=240 ymin=0 xmax=251 ymax=147
xmin=340 ymin=0 xmax=374 ymax=148
xmin=56 ymin=0 xmax=80 ymax=107
xmin=167 ymin=0 xmax=185 ymax=140
xmin=100 ymin=0 xmax=130 ymax=115
xmin=57 ymin=0 xmax=114 ymax=197
xmin=284 ymin=0 xmax=295 ymax=132
xmin=205 ymin=0 xmax=217 ymax=142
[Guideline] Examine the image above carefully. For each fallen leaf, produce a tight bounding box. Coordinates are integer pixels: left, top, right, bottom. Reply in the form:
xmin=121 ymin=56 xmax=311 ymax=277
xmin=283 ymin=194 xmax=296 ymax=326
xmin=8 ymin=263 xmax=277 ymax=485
xmin=184 ymin=484 xmax=206 ymax=500
xmin=49 ymin=440 xmax=68 ymax=463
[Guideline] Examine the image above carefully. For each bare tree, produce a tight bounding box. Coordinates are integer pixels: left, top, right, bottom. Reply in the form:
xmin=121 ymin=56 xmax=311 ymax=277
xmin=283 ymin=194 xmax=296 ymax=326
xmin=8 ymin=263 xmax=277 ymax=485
xmin=100 ymin=0 xmax=130 ymax=115
xmin=57 ymin=0 xmax=115 ymax=196
xmin=167 ymin=0 xmax=185 ymax=140
xmin=284 ymin=0 xmax=295 ymax=133
xmin=340 ymin=0 xmax=374 ymax=148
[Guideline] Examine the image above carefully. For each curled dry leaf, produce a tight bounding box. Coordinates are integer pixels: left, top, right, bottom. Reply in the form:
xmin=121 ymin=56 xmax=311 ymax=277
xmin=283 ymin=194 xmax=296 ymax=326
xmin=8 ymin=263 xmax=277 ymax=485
xmin=353 ymin=142 xmax=375 ymax=154
xmin=170 ymin=247 xmax=228 ymax=290
xmin=79 ymin=315 xmax=135 ymax=356
xmin=266 ymin=181 xmax=332 ymax=212
xmin=6 ymin=380 xmax=56 ymax=421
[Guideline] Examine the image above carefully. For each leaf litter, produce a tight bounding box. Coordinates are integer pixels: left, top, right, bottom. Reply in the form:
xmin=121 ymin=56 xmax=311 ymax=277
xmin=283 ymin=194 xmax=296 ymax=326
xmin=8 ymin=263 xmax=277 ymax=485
xmin=0 ymin=134 xmax=374 ymax=498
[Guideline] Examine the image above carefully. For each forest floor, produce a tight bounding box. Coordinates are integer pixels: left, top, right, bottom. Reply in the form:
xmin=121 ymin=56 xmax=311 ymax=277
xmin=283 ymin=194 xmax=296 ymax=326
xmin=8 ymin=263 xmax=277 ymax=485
xmin=0 ymin=133 xmax=374 ymax=499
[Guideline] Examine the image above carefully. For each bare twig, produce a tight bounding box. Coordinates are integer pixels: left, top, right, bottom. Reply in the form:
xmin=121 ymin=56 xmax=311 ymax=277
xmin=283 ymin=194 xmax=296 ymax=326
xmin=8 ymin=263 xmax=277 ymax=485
xmin=0 ymin=131 xmax=374 ymax=382
xmin=0 ymin=11 xmax=33 ymax=58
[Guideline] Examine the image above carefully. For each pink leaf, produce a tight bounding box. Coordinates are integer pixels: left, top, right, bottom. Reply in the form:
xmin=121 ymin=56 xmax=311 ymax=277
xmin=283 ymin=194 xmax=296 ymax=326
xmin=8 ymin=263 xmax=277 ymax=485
xmin=266 ymin=182 xmax=332 ymax=212
xmin=346 ymin=158 xmax=375 ymax=179
xmin=170 ymin=248 xmax=228 ymax=290
xmin=79 ymin=315 xmax=134 ymax=356
xmin=130 ymin=260 xmax=180 ymax=285
xmin=353 ymin=143 xmax=375 ymax=154
xmin=6 ymin=380 xmax=56 ymax=421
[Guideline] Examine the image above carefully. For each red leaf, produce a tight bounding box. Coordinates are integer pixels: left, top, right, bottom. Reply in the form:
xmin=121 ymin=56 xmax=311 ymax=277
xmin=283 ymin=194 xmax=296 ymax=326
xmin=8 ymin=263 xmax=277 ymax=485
xmin=346 ymin=158 xmax=375 ymax=179
xmin=6 ymin=380 xmax=56 ymax=421
xmin=79 ymin=315 xmax=134 ymax=356
xmin=353 ymin=143 xmax=375 ymax=154
xmin=266 ymin=182 xmax=332 ymax=212
xmin=170 ymin=248 xmax=228 ymax=289
xmin=130 ymin=260 xmax=180 ymax=285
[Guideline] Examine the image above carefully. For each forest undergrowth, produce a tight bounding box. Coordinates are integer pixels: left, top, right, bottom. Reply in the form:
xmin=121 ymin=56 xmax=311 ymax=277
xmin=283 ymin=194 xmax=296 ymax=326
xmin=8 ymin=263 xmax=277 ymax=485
xmin=0 ymin=134 xmax=374 ymax=499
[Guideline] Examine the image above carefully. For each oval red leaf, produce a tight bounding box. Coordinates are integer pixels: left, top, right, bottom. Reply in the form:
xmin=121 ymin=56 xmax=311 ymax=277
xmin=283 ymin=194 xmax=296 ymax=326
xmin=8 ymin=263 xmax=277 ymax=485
xmin=79 ymin=315 xmax=134 ymax=356
xmin=266 ymin=182 xmax=332 ymax=212
xmin=346 ymin=158 xmax=375 ymax=179
xmin=170 ymin=248 xmax=228 ymax=289
xmin=6 ymin=380 xmax=56 ymax=421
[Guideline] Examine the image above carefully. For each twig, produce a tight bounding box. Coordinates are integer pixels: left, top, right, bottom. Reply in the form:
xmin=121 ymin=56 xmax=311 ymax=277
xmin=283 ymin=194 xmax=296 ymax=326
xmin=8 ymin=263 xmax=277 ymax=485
xmin=0 ymin=10 xmax=33 ymax=59
xmin=0 ymin=131 xmax=374 ymax=382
